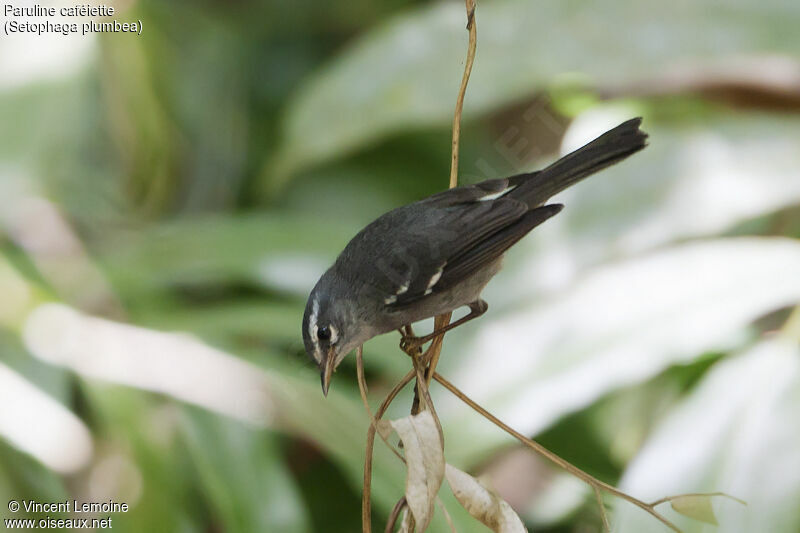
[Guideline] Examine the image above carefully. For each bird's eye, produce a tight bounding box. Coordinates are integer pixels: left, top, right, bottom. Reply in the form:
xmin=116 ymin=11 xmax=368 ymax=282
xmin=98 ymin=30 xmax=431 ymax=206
xmin=317 ymin=326 xmax=331 ymax=341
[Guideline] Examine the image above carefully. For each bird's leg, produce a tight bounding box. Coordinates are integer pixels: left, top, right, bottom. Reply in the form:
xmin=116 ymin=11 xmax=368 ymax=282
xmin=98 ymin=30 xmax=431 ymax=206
xmin=399 ymin=324 xmax=416 ymax=338
xmin=399 ymin=300 xmax=488 ymax=354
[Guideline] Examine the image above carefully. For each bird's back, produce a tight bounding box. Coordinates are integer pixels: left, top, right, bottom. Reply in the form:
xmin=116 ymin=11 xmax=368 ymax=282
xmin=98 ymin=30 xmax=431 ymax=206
xmin=328 ymin=118 xmax=647 ymax=323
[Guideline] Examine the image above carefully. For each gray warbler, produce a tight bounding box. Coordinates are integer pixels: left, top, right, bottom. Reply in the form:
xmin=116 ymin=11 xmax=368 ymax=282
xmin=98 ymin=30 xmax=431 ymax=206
xmin=303 ymin=118 xmax=648 ymax=395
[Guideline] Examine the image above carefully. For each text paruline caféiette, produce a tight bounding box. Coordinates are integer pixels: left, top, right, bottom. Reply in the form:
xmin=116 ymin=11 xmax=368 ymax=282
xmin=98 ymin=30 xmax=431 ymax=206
xmin=4 ymin=4 xmax=115 ymax=17
xmin=3 ymin=4 xmax=143 ymax=36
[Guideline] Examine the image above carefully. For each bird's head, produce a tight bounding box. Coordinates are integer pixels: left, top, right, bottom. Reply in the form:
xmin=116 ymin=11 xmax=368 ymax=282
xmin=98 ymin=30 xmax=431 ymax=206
xmin=302 ymin=272 xmax=360 ymax=396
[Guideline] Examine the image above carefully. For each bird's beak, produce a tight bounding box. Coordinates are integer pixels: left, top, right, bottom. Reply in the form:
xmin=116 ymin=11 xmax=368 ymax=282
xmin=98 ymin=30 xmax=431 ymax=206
xmin=320 ymin=346 xmax=337 ymax=397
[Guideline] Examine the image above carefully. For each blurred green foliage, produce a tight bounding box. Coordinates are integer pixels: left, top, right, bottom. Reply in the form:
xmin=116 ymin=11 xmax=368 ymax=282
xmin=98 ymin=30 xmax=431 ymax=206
xmin=1 ymin=0 xmax=800 ymax=532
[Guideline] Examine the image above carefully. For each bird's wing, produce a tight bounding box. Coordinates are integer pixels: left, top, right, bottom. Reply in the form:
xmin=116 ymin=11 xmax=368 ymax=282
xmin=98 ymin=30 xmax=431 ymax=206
xmin=347 ymin=196 xmax=528 ymax=307
xmin=435 ymin=204 xmax=562 ymax=291
xmin=378 ymin=201 xmax=561 ymax=308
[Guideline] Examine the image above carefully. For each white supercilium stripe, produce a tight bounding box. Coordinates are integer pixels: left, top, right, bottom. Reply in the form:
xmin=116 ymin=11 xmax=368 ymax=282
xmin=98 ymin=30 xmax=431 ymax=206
xmin=308 ymin=299 xmax=320 ymax=360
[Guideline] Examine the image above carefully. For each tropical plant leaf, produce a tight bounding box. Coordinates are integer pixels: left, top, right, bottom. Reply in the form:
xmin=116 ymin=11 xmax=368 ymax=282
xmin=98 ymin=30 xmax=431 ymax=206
xmin=96 ymin=213 xmax=356 ymax=301
xmin=20 ymin=302 xmax=410 ymax=515
xmin=273 ymin=0 xmax=800 ymax=180
xmin=615 ymin=339 xmax=799 ymax=532
xmin=0 ymin=361 xmax=91 ymax=473
xmin=439 ymin=238 xmax=800 ymax=465
xmin=180 ymin=409 xmax=311 ymax=533
xmin=0 ymin=254 xmax=42 ymax=330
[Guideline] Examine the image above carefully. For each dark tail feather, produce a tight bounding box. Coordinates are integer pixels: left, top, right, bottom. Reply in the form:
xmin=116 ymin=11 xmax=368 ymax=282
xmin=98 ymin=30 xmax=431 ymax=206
xmin=510 ymin=117 xmax=648 ymax=206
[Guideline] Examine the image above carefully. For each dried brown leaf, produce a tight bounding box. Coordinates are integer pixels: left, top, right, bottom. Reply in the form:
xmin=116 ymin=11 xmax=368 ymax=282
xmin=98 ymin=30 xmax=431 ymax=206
xmin=446 ymin=464 xmax=527 ymax=533
xmin=384 ymin=411 xmax=445 ymax=531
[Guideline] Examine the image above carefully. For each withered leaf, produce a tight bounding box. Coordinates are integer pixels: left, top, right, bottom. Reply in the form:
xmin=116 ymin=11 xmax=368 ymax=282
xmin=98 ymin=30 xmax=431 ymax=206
xmin=381 ymin=411 xmax=445 ymax=531
xmin=446 ymin=464 xmax=527 ymax=532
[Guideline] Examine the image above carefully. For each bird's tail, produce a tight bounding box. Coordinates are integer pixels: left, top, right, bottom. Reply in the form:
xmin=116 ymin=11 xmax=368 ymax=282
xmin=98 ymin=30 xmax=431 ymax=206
xmin=510 ymin=117 xmax=648 ymax=207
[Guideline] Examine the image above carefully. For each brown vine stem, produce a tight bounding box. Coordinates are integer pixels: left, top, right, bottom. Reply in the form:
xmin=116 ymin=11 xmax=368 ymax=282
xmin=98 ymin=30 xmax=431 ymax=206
xmin=365 ymin=2 xmax=476 ymax=531
xmin=385 ymin=497 xmax=407 ymax=533
xmin=422 ymin=313 xmax=452 ymax=390
xmin=449 ymin=0 xmax=477 ymax=189
xmin=594 ymin=486 xmax=611 ymax=533
xmin=360 ymin=368 xmax=416 ymax=533
xmin=437 ymin=499 xmax=457 ymax=533
xmin=357 ymin=349 xmax=455 ymax=533
xmin=356 ymin=347 xmax=405 ymax=461
xmin=411 ymin=352 xmax=445 ymax=446
xmin=424 ymin=0 xmax=478 ymax=385
xmin=649 ymin=492 xmax=747 ymax=508
xmin=432 ymin=372 xmax=682 ymax=533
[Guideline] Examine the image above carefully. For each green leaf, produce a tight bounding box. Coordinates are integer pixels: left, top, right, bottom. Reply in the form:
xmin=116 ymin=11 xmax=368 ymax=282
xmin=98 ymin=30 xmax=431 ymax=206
xmin=21 ymin=303 xmax=412 ymax=517
xmin=180 ymin=409 xmax=310 ymax=533
xmin=0 ymin=440 xmax=69 ymax=520
xmin=0 ymin=254 xmax=42 ymax=331
xmin=273 ymin=0 xmax=800 ymax=181
xmin=97 ymin=213 xmax=358 ymax=302
xmin=135 ymin=301 xmax=302 ymax=347
xmin=616 ymin=339 xmax=800 ymax=532
xmin=0 ymin=331 xmax=71 ymax=406
xmin=75 ymin=385 xmax=203 ymax=533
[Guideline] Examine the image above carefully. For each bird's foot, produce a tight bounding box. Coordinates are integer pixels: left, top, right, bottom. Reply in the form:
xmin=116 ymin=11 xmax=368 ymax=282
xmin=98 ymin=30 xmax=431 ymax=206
xmin=399 ymin=335 xmax=426 ymax=358
xmin=398 ymin=325 xmax=424 ymax=358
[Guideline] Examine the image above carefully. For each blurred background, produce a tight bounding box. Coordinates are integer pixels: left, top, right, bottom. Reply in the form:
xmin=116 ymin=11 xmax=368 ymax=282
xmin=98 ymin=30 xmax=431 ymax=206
xmin=1 ymin=0 xmax=800 ymax=531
